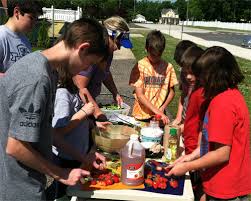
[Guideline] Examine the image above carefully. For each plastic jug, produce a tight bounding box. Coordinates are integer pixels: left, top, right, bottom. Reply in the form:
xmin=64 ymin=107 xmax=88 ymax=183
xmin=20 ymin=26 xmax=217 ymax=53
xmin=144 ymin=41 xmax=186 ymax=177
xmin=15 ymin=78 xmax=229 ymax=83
xmin=121 ymin=134 xmax=145 ymax=186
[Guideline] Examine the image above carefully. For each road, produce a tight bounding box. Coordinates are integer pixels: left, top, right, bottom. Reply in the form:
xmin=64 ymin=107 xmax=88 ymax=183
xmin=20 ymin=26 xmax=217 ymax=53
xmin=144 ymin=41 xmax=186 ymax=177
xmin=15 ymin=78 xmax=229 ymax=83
xmin=134 ymin=23 xmax=251 ymax=61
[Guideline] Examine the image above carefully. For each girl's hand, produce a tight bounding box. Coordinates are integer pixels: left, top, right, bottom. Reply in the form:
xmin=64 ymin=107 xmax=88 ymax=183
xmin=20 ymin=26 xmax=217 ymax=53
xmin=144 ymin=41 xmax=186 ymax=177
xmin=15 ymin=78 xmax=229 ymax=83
xmin=96 ymin=121 xmax=112 ymax=130
xmin=114 ymin=94 xmax=123 ymax=108
xmin=168 ymin=154 xmax=192 ymax=168
xmin=171 ymin=118 xmax=181 ymax=126
xmin=81 ymin=102 xmax=95 ymax=116
xmin=166 ymin=162 xmax=189 ymax=177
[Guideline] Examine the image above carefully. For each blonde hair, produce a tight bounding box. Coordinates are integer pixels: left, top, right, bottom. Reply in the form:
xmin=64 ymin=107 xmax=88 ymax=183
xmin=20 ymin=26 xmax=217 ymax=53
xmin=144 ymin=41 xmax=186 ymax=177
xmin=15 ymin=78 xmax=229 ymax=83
xmin=103 ymin=16 xmax=129 ymax=32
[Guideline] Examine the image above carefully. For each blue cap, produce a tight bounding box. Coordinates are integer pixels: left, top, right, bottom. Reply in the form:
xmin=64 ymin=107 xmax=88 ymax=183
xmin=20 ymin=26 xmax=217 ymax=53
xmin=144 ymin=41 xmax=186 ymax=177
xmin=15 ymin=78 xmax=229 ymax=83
xmin=120 ymin=32 xmax=133 ymax=48
xmin=107 ymin=29 xmax=133 ymax=49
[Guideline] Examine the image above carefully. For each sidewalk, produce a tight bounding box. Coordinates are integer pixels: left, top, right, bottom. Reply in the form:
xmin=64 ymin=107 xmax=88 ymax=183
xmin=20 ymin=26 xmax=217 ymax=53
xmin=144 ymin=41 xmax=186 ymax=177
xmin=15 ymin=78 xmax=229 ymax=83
xmin=133 ymin=23 xmax=251 ymax=61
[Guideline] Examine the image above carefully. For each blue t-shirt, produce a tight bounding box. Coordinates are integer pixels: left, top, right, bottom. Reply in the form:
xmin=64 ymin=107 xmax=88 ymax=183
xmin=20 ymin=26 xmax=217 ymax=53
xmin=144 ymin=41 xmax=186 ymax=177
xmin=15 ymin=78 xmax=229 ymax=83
xmin=52 ymin=88 xmax=90 ymax=160
xmin=0 ymin=25 xmax=31 ymax=72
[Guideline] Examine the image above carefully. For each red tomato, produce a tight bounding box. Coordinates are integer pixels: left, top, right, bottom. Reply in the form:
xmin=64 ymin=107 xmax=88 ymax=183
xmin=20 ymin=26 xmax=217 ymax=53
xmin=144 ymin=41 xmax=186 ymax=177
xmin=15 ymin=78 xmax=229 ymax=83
xmin=145 ymin=178 xmax=153 ymax=187
xmin=112 ymin=175 xmax=120 ymax=183
xmin=152 ymin=181 xmax=158 ymax=189
xmin=106 ymin=179 xmax=114 ymax=186
xmin=169 ymin=179 xmax=178 ymax=188
xmin=158 ymin=182 xmax=167 ymax=189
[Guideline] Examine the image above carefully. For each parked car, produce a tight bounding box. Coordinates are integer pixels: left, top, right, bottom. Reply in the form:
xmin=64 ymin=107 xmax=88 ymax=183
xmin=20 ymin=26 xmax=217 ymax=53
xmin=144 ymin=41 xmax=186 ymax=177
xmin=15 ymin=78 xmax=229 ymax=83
xmin=241 ymin=35 xmax=251 ymax=48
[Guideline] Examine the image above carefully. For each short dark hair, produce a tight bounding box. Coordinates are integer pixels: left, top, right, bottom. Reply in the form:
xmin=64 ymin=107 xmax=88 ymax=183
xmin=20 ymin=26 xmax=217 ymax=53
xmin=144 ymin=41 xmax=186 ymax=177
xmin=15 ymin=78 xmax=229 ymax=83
xmin=145 ymin=30 xmax=166 ymax=55
xmin=174 ymin=40 xmax=196 ymax=66
xmin=62 ymin=17 xmax=109 ymax=59
xmin=7 ymin=0 xmax=43 ymax=17
xmin=193 ymin=46 xmax=244 ymax=100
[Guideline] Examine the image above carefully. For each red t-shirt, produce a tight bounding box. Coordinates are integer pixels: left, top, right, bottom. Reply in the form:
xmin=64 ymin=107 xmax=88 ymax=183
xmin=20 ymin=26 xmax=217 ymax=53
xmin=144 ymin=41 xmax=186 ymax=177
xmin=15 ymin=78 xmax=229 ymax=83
xmin=183 ymin=87 xmax=204 ymax=154
xmin=201 ymin=89 xmax=251 ymax=199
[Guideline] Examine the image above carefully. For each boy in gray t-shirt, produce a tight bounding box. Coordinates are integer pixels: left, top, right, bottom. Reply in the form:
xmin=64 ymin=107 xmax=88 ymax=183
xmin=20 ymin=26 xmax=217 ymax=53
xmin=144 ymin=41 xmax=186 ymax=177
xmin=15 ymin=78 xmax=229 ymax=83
xmin=0 ymin=0 xmax=42 ymax=74
xmin=0 ymin=17 xmax=108 ymax=201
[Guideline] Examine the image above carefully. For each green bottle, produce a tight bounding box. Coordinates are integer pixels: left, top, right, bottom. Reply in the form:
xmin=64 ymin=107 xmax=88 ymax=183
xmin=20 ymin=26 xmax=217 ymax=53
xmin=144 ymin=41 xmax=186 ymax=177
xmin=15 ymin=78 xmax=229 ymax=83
xmin=165 ymin=128 xmax=178 ymax=163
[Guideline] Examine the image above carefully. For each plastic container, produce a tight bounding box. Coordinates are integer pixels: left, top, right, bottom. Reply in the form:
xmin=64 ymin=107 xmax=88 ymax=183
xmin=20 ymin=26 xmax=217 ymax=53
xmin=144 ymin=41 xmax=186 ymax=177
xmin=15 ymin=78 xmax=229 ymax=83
xmin=100 ymin=102 xmax=131 ymax=119
xmin=140 ymin=126 xmax=163 ymax=149
xmin=121 ymin=134 xmax=145 ymax=186
xmin=164 ymin=128 xmax=178 ymax=163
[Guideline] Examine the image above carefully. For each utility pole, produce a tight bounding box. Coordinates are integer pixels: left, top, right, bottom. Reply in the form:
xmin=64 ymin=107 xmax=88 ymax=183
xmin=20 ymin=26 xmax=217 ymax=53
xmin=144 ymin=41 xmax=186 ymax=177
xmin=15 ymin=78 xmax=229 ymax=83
xmin=119 ymin=0 xmax=121 ymax=9
xmin=134 ymin=0 xmax=136 ymax=14
xmin=186 ymin=0 xmax=189 ymax=25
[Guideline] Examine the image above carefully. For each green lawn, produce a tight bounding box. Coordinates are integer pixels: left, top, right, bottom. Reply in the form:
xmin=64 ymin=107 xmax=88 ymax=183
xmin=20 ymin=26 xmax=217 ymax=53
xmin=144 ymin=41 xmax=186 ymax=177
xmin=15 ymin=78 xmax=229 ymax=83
xmin=130 ymin=29 xmax=251 ymax=121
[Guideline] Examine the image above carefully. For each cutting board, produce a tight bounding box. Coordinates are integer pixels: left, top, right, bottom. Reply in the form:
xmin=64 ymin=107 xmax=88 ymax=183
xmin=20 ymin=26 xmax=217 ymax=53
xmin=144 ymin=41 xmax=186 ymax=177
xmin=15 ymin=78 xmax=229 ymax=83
xmin=81 ymin=160 xmax=184 ymax=195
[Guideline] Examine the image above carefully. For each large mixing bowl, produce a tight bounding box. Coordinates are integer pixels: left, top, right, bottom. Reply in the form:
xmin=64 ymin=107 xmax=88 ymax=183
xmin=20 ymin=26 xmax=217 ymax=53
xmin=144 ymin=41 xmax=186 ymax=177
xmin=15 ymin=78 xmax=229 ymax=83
xmin=92 ymin=124 xmax=139 ymax=153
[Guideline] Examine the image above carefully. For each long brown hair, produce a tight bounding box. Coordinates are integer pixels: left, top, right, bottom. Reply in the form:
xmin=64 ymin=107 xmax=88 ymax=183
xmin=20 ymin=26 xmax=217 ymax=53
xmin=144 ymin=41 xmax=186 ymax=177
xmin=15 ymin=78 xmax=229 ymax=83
xmin=193 ymin=46 xmax=244 ymax=122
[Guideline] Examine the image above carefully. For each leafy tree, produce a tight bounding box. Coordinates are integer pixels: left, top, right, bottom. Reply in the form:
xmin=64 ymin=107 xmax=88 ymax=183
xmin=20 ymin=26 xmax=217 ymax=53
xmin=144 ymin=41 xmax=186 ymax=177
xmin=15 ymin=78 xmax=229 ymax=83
xmin=174 ymin=0 xmax=187 ymax=20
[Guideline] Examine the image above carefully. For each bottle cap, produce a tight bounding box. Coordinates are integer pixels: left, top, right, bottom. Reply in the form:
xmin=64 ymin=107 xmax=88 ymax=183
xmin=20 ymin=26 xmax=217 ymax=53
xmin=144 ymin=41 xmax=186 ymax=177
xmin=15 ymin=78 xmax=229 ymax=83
xmin=155 ymin=114 xmax=162 ymax=120
xmin=130 ymin=134 xmax=139 ymax=141
xmin=170 ymin=128 xmax=177 ymax=136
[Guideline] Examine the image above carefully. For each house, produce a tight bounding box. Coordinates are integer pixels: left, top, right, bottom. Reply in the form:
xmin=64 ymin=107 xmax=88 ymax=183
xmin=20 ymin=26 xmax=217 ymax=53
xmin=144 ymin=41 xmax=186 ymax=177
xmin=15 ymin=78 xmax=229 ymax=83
xmin=132 ymin=14 xmax=147 ymax=23
xmin=159 ymin=8 xmax=179 ymax=25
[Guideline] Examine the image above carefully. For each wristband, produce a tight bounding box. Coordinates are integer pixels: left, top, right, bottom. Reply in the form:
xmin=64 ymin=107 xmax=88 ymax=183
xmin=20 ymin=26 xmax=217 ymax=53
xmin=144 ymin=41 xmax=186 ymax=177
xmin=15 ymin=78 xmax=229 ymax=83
xmin=80 ymin=108 xmax=88 ymax=116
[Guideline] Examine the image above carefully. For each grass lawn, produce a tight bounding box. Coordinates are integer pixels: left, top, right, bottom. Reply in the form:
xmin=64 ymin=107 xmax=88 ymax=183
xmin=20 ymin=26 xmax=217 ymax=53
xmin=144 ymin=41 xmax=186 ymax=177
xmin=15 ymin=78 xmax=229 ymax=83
xmin=130 ymin=29 xmax=251 ymax=121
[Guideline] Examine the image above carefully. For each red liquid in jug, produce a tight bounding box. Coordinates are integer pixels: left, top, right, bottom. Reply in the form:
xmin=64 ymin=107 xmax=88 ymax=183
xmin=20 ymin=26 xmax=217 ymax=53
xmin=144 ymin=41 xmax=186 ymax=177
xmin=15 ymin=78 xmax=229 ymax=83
xmin=121 ymin=134 xmax=145 ymax=186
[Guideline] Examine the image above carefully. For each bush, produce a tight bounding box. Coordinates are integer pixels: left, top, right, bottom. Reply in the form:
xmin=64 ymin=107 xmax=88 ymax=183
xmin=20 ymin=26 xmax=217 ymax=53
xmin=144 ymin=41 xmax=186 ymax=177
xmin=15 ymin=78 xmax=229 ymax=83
xmin=36 ymin=19 xmax=51 ymax=48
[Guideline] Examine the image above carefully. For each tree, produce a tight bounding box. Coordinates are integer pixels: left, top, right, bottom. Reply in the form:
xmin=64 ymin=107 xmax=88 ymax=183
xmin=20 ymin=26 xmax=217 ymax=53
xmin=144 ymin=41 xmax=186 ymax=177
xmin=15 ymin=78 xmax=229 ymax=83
xmin=173 ymin=0 xmax=186 ymax=20
xmin=188 ymin=0 xmax=203 ymax=20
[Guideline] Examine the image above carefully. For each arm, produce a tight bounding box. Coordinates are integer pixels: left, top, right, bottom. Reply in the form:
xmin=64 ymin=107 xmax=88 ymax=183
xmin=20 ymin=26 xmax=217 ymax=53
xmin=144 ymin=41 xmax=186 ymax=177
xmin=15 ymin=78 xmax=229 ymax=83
xmin=103 ymin=72 xmax=123 ymax=106
xmin=6 ymin=137 xmax=90 ymax=186
xmin=167 ymin=143 xmax=231 ymax=176
xmin=160 ymin=87 xmax=175 ymax=112
xmin=135 ymin=87 xmax=169 ymax=124
xmin=172 ymin=97 xmax=183 ymax=125
xmin=73 ymin=75 xmax=104 ymax=119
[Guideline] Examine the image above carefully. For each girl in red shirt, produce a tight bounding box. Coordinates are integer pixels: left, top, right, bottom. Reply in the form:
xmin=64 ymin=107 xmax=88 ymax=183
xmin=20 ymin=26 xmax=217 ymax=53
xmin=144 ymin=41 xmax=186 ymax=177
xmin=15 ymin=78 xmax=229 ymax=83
xmin=168 ymin=46 xmax=251 ymax=200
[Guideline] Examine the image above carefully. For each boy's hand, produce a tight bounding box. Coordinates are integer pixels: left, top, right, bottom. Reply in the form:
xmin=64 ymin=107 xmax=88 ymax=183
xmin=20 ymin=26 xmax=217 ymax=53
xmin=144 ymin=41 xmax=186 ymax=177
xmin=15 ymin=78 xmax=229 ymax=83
xmin=159 ymin=113 xmax=169 ymax=125
xmin=82 ymin=102 xmax=95 ymax=116
xmin=91 ymin=152 xmax=106 ymax=170
xmin=59 ymin=168 xmax=90 ymax=186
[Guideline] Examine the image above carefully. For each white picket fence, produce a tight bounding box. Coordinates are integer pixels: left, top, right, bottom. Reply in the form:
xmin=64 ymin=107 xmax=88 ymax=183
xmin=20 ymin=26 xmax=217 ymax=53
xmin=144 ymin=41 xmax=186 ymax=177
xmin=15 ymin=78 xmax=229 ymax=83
xmin=182 ymin=20 xmax=251 ymax=31
xmin=41 ymin=6 xmax=82 ymax=22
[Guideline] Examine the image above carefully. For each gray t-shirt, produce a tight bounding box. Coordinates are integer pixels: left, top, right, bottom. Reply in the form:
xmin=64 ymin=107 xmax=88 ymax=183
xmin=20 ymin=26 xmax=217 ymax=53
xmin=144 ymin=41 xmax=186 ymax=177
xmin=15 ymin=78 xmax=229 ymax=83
xmin=0 ymin=25 xmax=31 ymax=72
xmin=52 ymin=88 xmax=90 ymax=160
xmin=0 ymin=51 xmax=55 ymax=201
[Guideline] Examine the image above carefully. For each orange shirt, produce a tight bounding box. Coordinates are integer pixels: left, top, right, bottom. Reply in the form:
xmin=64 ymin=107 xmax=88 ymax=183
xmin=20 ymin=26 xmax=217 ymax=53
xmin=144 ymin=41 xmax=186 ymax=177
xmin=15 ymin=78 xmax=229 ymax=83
xmin=129 ymin=57 xmax=178 ymax=120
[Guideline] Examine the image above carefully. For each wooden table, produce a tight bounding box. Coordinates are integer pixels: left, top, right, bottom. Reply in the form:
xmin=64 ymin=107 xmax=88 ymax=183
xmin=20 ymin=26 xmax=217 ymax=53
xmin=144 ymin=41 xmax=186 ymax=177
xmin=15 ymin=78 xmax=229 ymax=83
xmin=67 ymin=174 xmax=194 ymax=201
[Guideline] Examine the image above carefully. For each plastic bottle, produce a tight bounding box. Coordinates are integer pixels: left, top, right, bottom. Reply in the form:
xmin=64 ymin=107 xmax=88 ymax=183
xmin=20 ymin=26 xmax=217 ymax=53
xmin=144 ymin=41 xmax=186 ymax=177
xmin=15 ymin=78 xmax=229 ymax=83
xmin=121 ymin=134 xmax=145 ymax=186
xmin=164 ymin=128 xmax=178 ymax=163
xmin=149 ymin=114 xmax=161 ymax=128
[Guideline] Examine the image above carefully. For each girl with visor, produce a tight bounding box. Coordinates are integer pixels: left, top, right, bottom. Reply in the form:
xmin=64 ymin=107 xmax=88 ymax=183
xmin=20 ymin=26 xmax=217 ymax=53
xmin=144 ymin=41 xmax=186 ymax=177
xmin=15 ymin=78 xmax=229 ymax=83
xmin=73 ymin=16 xmax=133 ymax=123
